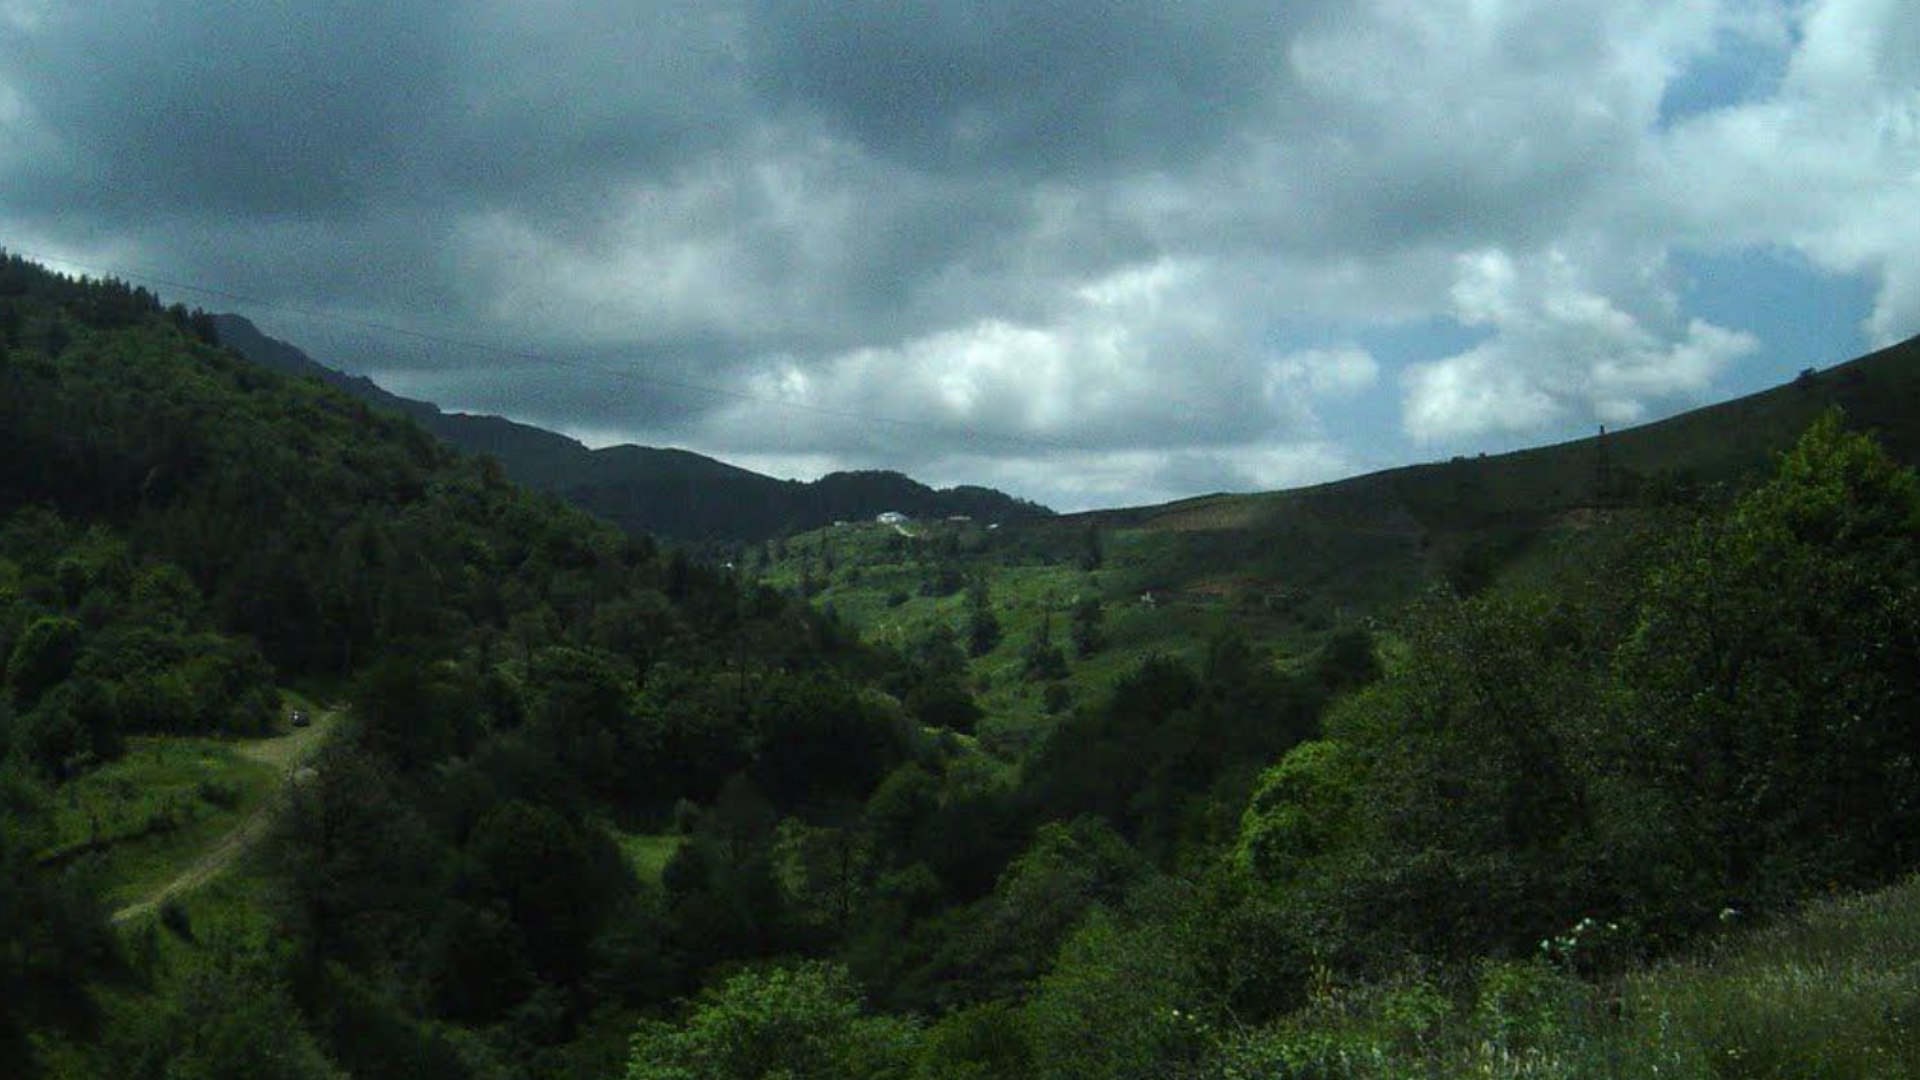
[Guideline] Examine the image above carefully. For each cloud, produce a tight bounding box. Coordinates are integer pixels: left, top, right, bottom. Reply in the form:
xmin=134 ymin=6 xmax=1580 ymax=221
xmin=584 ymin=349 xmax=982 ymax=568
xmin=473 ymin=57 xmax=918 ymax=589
xmin=1402 ymin=248 xmax=1756 ymax=442
xmin=1267 ymin=347 xmax=1380 ymax=403
xmin=741 ymin=2 xmax=1316 ymax=179
xmin=685 ymin=258 xmax=1379 ymax=470
xmin=1648 ymin=0 xmax=1920 ymax=344
xmin=1 ymin=0 xmax=1913 ymax=510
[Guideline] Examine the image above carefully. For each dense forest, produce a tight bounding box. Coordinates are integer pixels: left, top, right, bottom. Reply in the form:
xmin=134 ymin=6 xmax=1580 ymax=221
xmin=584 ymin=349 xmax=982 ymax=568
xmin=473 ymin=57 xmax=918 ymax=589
xmin=4 ymin=251 xmax=1919 ymax=1078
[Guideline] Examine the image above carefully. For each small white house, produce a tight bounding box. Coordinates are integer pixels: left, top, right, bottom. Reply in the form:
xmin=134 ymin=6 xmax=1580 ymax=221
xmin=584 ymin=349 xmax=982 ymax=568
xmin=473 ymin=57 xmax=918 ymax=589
xmin=876 ymin=511 xmax=910 ymax=525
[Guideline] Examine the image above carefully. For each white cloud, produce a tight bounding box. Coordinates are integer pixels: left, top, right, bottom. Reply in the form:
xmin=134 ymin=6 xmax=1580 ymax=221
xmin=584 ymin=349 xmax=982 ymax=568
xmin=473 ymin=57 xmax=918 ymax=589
xmin=1402 ymin=248 xmax=1756 ymax=442
xmin=692 ymin=257 xmax=1288 ymax=456
xmin=1263 ymin=347 xmax=1379 ymax=431
xmin=1649 ymin=0 xmax=1920 ymax=344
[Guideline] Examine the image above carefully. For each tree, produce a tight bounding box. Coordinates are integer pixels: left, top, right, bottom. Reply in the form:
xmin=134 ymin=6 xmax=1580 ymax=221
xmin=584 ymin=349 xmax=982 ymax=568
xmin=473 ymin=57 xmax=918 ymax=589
xmin=904 ymin=677 xmax=981 ymax=733
xmin=965 ymin=576 xmax=1000 ymax=658
xmin=773 ymin=814 xmax=872 ymax=939
xmin=1079 ymin=524 xmax=1104 ymax=571
xmin=1024 ymin=907 xmax=1206 ymax=1080
xmin=350 ymin=657 xmax=460 ymax=771
xmin=421 ymin=899 xmax=534 ymax=1022
xmin=1236 ymin=738 xmax=1364 ymax=886
xmin=1020 ymin=613 xmax=1068 ymax=682
xmin=267 ymin=748 xmax=440 ymax=971
xmin=524 ymin=644 xmax=635 ymax=793
xmin=466 ymin=798 xmax=620 ymax=984
xmin=0 ymin=760 xmax=119 ymax=1070
xmin=1230 ymin=592 xmax=1605 ymax=968
xmin=131 ymin=944 xmax=345 ymax=1080
xmin=662 ymin=774 xmax=788 ymax=967
xmin=1070 ymin=597 xmax=1104 ymax=659
xmin=957 ymin=817 xmax=1151 ymax=995
xmin=1313 ymin=624 xmax=1379 ymax=691
xmin=749 ymin=674 xmax=903 ymax=809
xmin=1614 ymin=411 xmax=1920 ymax=906
xmin=6 ymin=615 xmax=81 ymax=707
xmin=626 ymin=961 xmax=920 ymax=1080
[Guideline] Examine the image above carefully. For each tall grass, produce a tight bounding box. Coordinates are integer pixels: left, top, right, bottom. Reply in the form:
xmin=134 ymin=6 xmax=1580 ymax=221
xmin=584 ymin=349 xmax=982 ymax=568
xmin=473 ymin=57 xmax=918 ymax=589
xmin=1211 ymin=876 xmax=1920 ymax=1078
xmin=41 ymin=736 xmax=278 ymax=909
xmin=1616 ymin=883 xmax=1920 ymax=1079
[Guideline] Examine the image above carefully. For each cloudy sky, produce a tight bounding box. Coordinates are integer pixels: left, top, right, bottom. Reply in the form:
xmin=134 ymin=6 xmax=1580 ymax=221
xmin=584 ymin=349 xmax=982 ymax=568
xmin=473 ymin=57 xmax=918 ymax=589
xmin=3 ymin=0 xmax=1916 ymax=510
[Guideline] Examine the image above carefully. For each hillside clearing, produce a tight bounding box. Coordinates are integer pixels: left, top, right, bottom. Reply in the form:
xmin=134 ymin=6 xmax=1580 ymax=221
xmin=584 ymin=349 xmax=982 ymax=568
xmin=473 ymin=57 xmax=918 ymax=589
xmin=109 ymin=709 xmax=341 ymax=924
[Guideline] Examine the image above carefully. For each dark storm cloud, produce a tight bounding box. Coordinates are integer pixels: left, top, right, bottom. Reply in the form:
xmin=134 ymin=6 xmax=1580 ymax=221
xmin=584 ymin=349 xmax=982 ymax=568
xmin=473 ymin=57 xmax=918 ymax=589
xmin=4 ymin=1 xmax=1319 ymax=347
xmin=3 ymin=3 xmax=1300 ymax=266
xmin=2 ymin=2 xmax=452 ymax=219
xmin=742 ymin=1 xmax=1301 ymax=177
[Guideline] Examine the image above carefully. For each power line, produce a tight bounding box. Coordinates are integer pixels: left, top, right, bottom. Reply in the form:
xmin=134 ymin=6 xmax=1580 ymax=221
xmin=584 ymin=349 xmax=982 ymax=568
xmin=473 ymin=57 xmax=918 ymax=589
xmin=6 ymin=245 xmax=1084 ymax=455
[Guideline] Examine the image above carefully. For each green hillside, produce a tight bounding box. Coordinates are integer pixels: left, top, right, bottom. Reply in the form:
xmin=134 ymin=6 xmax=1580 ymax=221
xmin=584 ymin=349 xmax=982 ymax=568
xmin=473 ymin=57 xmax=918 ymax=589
xmin=0 ymin=254 xmax=934 ymax=1078
xmin=7 ymin=253 xmax=1920 ymax=1080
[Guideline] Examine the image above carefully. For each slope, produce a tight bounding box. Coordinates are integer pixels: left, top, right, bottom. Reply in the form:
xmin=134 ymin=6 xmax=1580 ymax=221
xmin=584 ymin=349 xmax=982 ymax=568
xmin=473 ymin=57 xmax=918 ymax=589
xmin=109 ymin=707 xmax=341 ymax=924
xmin=3 ymin=252 xmax=936 ymax=1079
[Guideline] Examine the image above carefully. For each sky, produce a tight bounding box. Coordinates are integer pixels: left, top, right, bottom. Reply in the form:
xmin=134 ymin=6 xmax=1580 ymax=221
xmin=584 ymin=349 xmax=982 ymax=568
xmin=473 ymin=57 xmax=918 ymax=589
xmin=2 ymin=0 xmax=1917 ymax=511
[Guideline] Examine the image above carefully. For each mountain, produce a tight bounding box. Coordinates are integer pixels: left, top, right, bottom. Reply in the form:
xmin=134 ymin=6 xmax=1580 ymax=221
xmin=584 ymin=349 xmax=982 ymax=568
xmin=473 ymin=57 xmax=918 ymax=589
xmin=212 ymin=314 xmax=1053 ymax=543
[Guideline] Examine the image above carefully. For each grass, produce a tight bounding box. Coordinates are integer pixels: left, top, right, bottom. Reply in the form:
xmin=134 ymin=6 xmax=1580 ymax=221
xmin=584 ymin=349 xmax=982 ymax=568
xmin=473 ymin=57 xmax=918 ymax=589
xmin=1613 ymin=884 xmax=1920 ymax=1078
xmin=616 ymin=831 xmax=683 ymax=886
xmin=759 ymin=518 xmax=1332 ymax=754
xmin=39 ymin=735 xmax=279 ymax=910
xmin=29 ymin=869 xmax=289 ymax=1078
xmin=1218 ymin=875 xmax=1920 ymax=1079
xmin=39 ymin=696 xmax=340 ymax=920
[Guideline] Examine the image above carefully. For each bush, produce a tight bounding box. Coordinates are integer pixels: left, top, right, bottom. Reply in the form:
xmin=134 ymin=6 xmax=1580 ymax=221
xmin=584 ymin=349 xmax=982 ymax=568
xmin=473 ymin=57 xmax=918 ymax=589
xmin=159 ymin=898 xmax=195 ymax=941
xmin=196 ymin=778 xmax=241 ymax=810
xmin=627 ymin=961 xmax=920 ymax=1080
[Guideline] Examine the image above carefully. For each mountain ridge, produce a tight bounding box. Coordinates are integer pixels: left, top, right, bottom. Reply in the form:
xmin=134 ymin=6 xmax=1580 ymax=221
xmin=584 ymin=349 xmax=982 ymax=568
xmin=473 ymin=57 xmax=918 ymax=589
xmin=212 ymin=314 xmax=1054 ymax=543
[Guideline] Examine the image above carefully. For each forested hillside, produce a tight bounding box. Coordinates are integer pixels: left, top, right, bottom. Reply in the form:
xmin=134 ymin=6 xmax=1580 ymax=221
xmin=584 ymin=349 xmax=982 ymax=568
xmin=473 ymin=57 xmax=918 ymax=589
xmin=5 ymin=252 xmax=1919 ymax=1079
xmin=0 ymin=254 xmax=932 ymax=1077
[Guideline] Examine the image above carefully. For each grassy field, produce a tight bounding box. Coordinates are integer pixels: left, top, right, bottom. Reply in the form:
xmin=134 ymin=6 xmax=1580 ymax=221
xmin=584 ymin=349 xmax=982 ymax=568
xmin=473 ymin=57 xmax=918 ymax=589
xmin=33 ymin=694 xmax=342 ymax=922
xmin=1609 ymin=882 xmax=1920 ymax=1078
xmin=1225 ymin=876 xmax=1920 ymax=1078
xmin=39 ymin=735 xmax=280 ymax=912
xmin=758 ymin=517 xmax=1322 ymax=750
xmin=615 ymin=831 xmax=683 ymax=886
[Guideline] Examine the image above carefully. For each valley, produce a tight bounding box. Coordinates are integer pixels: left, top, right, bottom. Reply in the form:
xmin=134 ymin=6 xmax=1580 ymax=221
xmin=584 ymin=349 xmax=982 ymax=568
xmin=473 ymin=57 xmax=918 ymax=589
xmin=4 ymin=254 xmax=1920 ymax=1079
